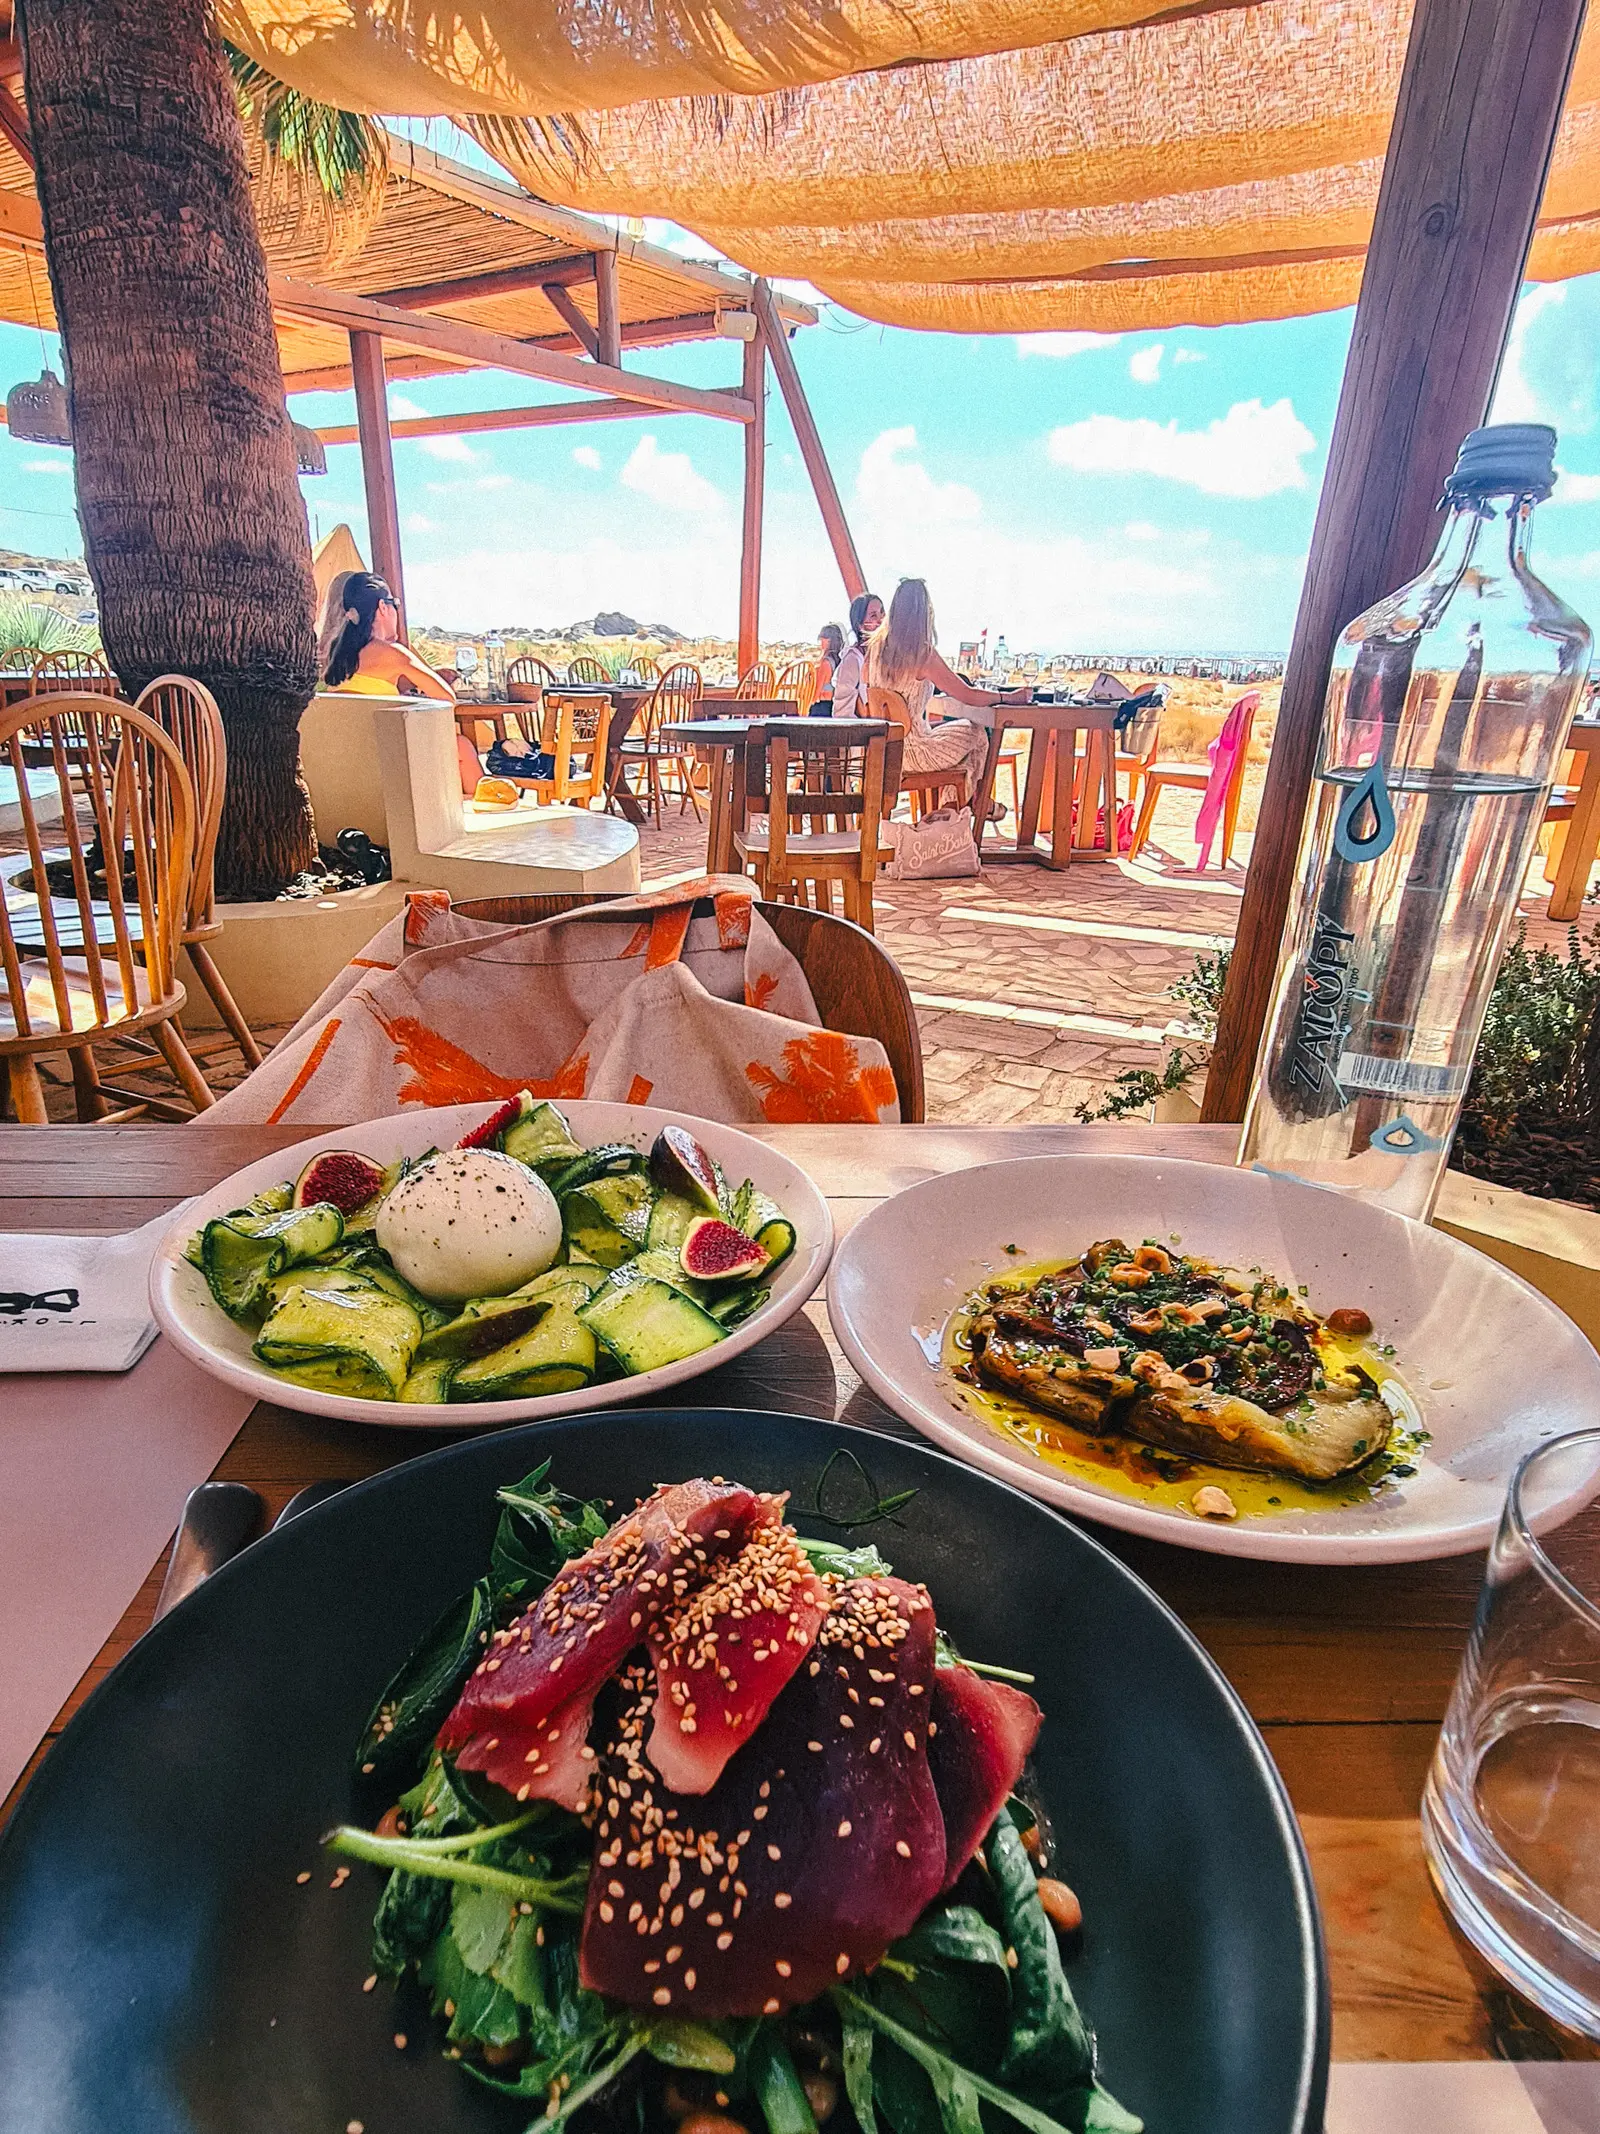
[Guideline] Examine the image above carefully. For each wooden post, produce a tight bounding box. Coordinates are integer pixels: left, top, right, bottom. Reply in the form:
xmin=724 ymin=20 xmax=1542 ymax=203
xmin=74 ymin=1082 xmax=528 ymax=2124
xmin=750 ymin=279 xmax=866 ymax=601
xmin=349 ymin=328 xmax=407 ymax=630
xmin=541 ymin=280 xmax=599 ymax=359
xmin=739 ymin=324 xmax=765 ymax=674
xmin=1203 ymin=0 xmax=1589 ymax=1124
xmin=595 ymin=250 xmax=621 ymax=370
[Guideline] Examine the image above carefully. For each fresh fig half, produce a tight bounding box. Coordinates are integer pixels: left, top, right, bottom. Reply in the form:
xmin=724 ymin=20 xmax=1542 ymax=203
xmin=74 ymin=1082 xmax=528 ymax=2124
xmin=291 ymin=1149 xmax=387 ymax=1220
xmin=649 ymin=1124 xmax=722 ymax=1215
xmin=455 ymin=1091 xmax=534 ymax=1151
xmin=681 ymin=1215 xmax=769 ymax=1282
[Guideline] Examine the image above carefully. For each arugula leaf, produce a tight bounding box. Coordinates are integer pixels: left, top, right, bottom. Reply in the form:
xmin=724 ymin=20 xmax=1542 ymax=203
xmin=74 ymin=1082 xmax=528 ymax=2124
xmin=841 ymin=2005 xmax=880 ymax=2134
xmin=834 ymin=1989 xmax=1081 ymax=2134
xmin=748 ymin=2027 xmax=819 ymax=2134
xmin=489 ymin=1459 xmax=609 ymax=1610
xmin=369 ymin=1750 xmax=484 ymax=1974
xmin=987 ymin=1820 xmax=1094 ymax=2100
xmin=419 ymin=1926 xmax=523 ymax=2051
xmin=799 ymin=1534 xmax=897 ymax=1581
xmin=644 ymin=2018 xmax=739 ymax=2074
xmin=354 ymin=1576 xmax=491 ymax=1788
xmin=897 ymin=1903 xmax=1011 ymax=1978
xmin=450 ymin=1880 xmax=513 ymax=1974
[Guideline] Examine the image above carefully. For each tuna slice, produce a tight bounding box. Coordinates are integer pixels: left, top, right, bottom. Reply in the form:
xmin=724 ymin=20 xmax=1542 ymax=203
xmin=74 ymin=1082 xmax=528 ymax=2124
xmin=926 ymin=1663 xmax=1042 ymax=1893
xmin=580 ymin=1576 xmax=947 ymax=2018
xmin=437 ymin=1478 xmax=774 ymax=1806
xmin=646 ymin=1519 xmax=831 ymax=1794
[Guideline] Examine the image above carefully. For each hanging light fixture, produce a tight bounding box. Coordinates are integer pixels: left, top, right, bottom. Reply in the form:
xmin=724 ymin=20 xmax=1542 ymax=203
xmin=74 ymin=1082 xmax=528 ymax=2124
xmin=6 ymin=365 xmax=71 ymax=447
xmin=292 ymin=420 xmax=327 ymax=475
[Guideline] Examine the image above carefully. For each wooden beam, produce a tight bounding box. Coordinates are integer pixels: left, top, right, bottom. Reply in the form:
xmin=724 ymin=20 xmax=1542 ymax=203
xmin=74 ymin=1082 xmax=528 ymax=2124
xmin=282 ymin=351 xmax=450 ymax=396
xmin=0 ymin=79 xmax=31 ymax=168
xmin=525 ymin=312 xmax=723 ymax=358
xmin=280 ymin=315 xmax=727 ymax=397
xmin=385 ymin=134 xmax=818 ymax=329
xmin=1203 ymin=0 xmax=1589 ymax=1123
xmin=750 ymin=278 xmax=865 ymax=601
xmin=315 ymin=397 xmax=683 ymax=446
xmin=270 ymin=275 xmax=755 ymax=423
xmin=595 ymin=249 xmax=621 ymax=370
xmin=0 ymin=180 xmax=42 ymax=246
xmin=366 ymin=257 xmax=594 ymax=310
xmin=541 ymin=278 xmax=599 ymax=359
xmin=739 ymin=326 xmax=766 ymax=673
xmin=349 ymin=330 xmax=406 ymax=631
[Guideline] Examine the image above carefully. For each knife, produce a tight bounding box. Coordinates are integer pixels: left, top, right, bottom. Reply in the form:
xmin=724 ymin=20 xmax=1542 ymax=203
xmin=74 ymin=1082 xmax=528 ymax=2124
xmin=151 ymin=1482 xmax=263 ymax=1623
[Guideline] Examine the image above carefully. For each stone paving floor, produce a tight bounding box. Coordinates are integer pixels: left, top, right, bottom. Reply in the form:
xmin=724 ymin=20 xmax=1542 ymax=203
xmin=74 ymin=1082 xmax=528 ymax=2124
xmin=13 ymin=777 xmax=1595 ymax=1124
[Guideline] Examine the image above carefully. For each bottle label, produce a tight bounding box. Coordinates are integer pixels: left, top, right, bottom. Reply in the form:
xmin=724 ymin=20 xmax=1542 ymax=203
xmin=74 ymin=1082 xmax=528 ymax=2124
xmin=1334 ymin=1053 xmax=1468 ymax=1100
xmin=1285 ymin=913 xmax=1354 ymax=1100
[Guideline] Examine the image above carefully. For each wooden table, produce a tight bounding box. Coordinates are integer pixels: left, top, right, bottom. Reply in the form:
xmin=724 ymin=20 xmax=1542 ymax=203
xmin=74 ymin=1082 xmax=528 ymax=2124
xmin=2 ymin=1117 xmax=1589 ymax=2066
xmin=1545 ymin=719 xmax=1600 ymax=920
xmin=973 ymin=699 xmax=1121 ymax=868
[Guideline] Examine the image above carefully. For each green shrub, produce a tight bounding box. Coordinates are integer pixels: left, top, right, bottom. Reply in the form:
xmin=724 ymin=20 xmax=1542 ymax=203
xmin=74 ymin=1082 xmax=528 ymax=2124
xmin=0 ymin=594 xmax=100 ymax=658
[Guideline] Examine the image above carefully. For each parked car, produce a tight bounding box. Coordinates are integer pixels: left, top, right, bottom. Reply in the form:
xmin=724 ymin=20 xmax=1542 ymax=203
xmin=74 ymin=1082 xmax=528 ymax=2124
xmin=52 ymin=573 xmax=90 ymax=597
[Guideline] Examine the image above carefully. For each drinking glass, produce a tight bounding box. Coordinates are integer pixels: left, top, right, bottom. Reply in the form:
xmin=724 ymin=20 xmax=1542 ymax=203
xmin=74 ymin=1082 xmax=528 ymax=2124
xmin=1422 ymin=1429 xmax=1600 ymax=2036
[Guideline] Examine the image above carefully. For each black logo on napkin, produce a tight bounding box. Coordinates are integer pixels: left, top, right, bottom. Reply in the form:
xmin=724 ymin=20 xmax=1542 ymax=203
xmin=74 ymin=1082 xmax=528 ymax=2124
xmin=0 ymin=1288 xmax=80 ymax=1317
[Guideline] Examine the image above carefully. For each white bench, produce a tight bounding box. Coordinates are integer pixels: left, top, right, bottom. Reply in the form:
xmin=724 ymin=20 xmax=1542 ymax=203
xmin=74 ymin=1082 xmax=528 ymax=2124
xmin=299 ymin=693 xmax=639 ymax=898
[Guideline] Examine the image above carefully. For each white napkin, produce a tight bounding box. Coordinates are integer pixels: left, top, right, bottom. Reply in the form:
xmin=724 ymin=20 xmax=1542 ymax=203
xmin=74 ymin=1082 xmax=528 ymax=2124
xmin=0 ymin=1207 xmax=186 ymax=1374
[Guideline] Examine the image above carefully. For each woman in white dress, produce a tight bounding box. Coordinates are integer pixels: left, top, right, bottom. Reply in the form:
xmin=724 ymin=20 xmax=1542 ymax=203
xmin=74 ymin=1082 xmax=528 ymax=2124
xmin=866 ymin=578 xmax=1029 ymax=805
xmin=831 ymin=590 xmax=884 ymax=715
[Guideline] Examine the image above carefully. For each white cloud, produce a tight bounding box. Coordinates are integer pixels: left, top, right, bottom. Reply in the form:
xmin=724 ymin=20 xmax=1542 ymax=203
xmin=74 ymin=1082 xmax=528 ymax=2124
xmin=389 ymin=394 xmax=429 ymax=421
xmin=1015 ymin=332 xmax=1122 ymax=360
xmin=404 ymin=512 xmax=436 ymax=534
xmin=572 ymin=445 xmax=603 ymax=471
xmin=22 ymin=457 xmax=72 ymax=476
xmin=475 ymin=474 xmax=513 ymax=491
xmin=1124 ymin=520 xmax=1161 ymax=541
xmin=855 ymin=427 xmax=981 ymax=533
xmin=418 ymin=433 xmax=481 ymax=464
xmin=1552 ymin=468 xmax=1600 ymax=506
xmin=620 ymin=435 xmax=724 ymax=513
xmin=1173 ymin=349 xmax=1207 ymax=367
xmin=1128 ymin=344 xmax=1164 ymax=385
xmin=1047 ymin=397 xmax=1317 ymax=498
xmin=1490 ymin=285 xmax=1566 ymax=427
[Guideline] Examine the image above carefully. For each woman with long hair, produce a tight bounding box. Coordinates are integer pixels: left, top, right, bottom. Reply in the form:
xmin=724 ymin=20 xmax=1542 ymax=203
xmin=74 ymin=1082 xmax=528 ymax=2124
xmin=867 ymin=578 xmax=1028 ymax=802
xmin=831 ymin=590 xmax=883 ymax=715
xmin=318 ymin=571 xmax=454 ymax=701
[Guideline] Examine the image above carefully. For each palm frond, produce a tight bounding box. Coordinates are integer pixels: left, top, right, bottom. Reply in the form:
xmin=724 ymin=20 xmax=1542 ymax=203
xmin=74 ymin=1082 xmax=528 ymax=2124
xmin=224 ymin=42 xmax=389 ymax=264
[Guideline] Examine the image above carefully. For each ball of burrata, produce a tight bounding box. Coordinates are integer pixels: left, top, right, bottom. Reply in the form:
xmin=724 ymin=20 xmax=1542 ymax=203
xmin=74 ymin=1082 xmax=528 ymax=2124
xmin=375 ymin=1149 xmax=562 ymax=1302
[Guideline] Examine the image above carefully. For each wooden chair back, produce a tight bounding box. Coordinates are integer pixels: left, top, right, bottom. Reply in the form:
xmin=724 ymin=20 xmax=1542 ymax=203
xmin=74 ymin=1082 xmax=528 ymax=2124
xmin=777 ymin=658 xmax=822 ymax=703
xmin=535 ymin=692 xmax=613 ymax=805
xmin=0 ymin=694 xmax=195 ymax=1043
xmin=739 ymin=718 xmax=902 ymax=899
xmin=449 ymin=890 xmax=925 ymax=1119
xmin=28 ymin=648 xmax=118 ymax=695
xmin=866 ymin=684 xmax=913 ymax=734
xmin=566 ymin=655 xmax=609 ymax=686
xmin=506 ymin=654 xmax=560 ymax=705
xmin=641 ymin=664 xmax=704 ymax=741
xmin=736 ymin=662 xmax=778 ymax=699
xmin=134 ymin=674 xmax=225 ymax=935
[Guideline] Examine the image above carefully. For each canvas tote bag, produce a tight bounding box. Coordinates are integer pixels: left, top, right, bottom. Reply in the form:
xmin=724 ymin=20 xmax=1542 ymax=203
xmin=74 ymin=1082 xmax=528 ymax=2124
xmin=206 ymin=877 xmax=901 ymax=1128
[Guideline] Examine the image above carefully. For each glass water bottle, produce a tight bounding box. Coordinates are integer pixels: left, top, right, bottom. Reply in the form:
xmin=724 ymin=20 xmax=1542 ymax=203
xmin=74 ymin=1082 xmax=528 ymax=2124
xmin=1240 ymin=424 xmax=1592 ymax=1220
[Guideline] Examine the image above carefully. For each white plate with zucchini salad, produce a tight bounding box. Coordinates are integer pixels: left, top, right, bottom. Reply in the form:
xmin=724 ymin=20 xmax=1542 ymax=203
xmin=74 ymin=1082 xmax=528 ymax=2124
xmin=151 ymin=1099 xmax=832 ymax=1426
xmin=828 ymin=1153 xmax=1600 ymax=1564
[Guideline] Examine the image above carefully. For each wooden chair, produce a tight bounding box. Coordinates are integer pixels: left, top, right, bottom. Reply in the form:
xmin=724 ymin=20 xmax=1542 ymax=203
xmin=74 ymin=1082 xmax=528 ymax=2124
xmin=505 ymin=654 xmax=560 ymax=712
xmin=1129 ymin=690 xmax=1259 ymax=870
xmin=735 ymin=662 xmax=778 ymax=699
xmin=520 ymin=692 xmax=612 ymax=808
xmin=777 ymin=658 xmax=822 ymax=706
xmin=566 ymin=655 xmax=609 ymax=686
xmin=733 ymin=718 xmax=902 ymax=934
xmin=866 ymin=684 xmax=969 ymax=820
xmin=450 ymin=889 xmax=925 ymax=1119
xmin=28 ymin=647 xmax=118 ymax=695
xmin=0 ymin=694 xmax=213 ymax=1123
xmin=608 ymin=666 xmax=704 ymax=828
xmin=135 ymin=674 xmax=262 ymax=1066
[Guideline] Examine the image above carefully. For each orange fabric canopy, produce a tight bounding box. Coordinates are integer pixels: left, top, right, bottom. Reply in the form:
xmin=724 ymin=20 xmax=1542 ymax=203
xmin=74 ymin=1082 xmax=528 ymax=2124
xmin=220 ymin=0 xmax=1600 ymax=332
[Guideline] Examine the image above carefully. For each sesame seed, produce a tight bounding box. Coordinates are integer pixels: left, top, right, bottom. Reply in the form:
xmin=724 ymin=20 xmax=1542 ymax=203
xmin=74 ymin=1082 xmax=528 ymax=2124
xmin=347 ymin=2122 xmax=364 ymax=2133
xmin=767 ymin=1844 xmax=781 ymax=1860
xmin=775 ymin=1960 xmax=792 ymax=1977
xmin=295 ymin=1871 xmax=311 ymax=1885
xmin=654 ymin=1988 xmax=672 ymax=2005
xmin=764 ymin=1998 xmax=781 ymax=2014
xmin=904 ymin=1730 xmax=917 ymax=1749
xmin=838 ymin=1819 xmax=852 ymax=1837
xmin=896 ymin=1840 xmax=912 ymax=1858
xmin=393 ymin=2033 xmax=407 ymax=2050
xmin=684 ymin=1968 xmax=697 ymax=1990
xmin=836 ymin=1953 xmax=851 ymax=1975
xmin=717 ymin=1932 xmax=733 ymax=1949
xmin=869 ymin=1738 xmax=881 ymax=1754
xmin=774 ymin=1892 xmax=792 ymax=1908
xmin=361 ymin=1974 xmax=377 ymax=1993
xmin=599 ymin=1902 xmax=614 ymax=1923
xmin=807 ymin=1740 xmax=823 ymax=1752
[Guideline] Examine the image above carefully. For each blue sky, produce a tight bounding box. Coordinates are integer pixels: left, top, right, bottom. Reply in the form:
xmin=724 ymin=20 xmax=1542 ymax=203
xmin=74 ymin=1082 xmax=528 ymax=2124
xmin=7 ymin=259 xmax=1600 ymax=655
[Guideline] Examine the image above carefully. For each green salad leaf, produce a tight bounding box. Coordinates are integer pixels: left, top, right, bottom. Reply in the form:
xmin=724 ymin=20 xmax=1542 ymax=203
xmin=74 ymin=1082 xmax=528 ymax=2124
xmin=490 ymin=1458 xmax=610 ymax=1611
xmin=355 ymin=1577 xmax=492 ymax=1789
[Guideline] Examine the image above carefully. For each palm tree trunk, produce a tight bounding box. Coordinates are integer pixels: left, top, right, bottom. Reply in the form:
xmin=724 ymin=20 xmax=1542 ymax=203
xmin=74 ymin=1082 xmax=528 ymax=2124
xmin=19 ymin=0 xmax=320 ymax=900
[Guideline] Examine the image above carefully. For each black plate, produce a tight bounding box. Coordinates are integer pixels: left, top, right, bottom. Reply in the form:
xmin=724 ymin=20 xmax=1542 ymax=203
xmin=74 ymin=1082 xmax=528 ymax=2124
xmin=0 ymin=1411 xmax=1327 ymax=2134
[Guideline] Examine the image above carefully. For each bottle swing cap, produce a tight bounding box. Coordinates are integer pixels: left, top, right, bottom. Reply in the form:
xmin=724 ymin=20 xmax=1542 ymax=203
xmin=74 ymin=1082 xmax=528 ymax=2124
xmin=1444 ymin=423 xmax=1558 ymax=502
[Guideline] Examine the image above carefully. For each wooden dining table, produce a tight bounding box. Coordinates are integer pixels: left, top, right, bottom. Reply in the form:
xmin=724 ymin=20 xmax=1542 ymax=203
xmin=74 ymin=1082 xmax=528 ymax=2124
xmin=1544 ymin=718 xmax=1600 ymax=921
xmin=1 ymin=1116 xmax=1584 ymax=2072
xmin=658 ymin=705 xmax=802 ymax=872
xmin=972 ymin=697 xmax=1123 ymax=869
